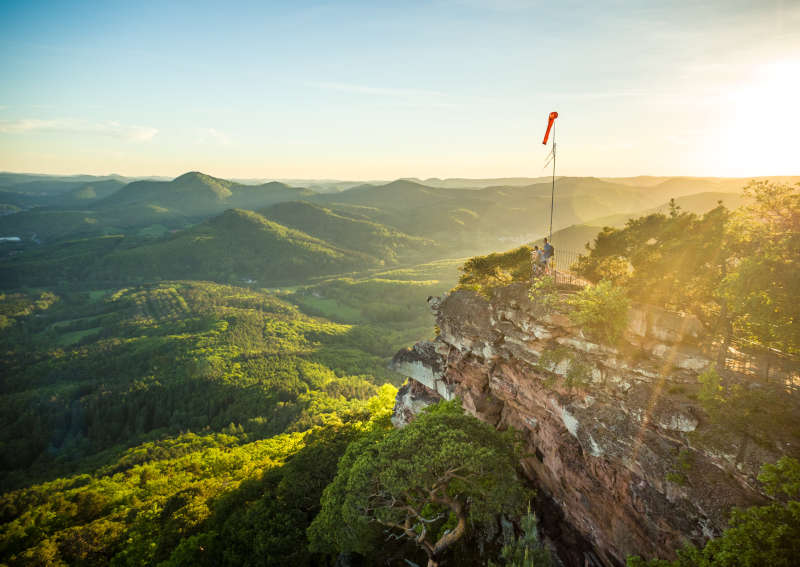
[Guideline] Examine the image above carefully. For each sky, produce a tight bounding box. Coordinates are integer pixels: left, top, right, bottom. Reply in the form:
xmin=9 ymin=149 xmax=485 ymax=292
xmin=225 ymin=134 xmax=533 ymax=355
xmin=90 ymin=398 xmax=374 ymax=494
xmin=0 ymin=0 xmax=799 ymax=180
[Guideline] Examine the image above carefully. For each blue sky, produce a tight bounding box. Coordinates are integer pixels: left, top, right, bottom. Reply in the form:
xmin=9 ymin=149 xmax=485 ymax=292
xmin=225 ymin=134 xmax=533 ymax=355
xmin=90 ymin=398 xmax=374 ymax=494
xmin=1 ymin=0 xmax=798 ymax=179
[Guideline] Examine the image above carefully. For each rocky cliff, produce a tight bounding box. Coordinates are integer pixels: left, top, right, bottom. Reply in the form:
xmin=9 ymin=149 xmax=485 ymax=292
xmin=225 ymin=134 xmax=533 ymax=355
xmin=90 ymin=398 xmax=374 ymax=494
xmin=390 ymin=283 xmax=787 ymax=566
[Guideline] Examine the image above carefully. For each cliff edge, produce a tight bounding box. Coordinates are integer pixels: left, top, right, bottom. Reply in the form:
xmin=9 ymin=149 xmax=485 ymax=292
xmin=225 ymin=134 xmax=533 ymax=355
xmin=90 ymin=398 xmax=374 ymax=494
xmin=390 ymin=283 xmax=793 ymax=566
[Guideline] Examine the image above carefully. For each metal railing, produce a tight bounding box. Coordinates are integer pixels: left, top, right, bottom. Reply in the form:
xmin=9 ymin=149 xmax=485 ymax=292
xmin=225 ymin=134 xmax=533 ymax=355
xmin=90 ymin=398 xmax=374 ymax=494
xmin=526 ymin=248 xmax=799 ymax=388
xmin=720 ymin=337 xmax=800 ymax=391
xmin=529 ymin=247 xmax=589 ymax=288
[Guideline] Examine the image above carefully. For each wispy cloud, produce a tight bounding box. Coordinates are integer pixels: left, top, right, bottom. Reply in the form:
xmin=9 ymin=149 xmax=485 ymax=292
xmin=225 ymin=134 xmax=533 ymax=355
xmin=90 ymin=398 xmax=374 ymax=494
xmin=542 ymin=90 xmax=649 ymax=100
xmin=308 ymin=81 xmax=448 ymax=99
xmin=0 ymin=118 xmax=158 ymax=142
xmin=195 ymin=127 xmax=231 ymax=145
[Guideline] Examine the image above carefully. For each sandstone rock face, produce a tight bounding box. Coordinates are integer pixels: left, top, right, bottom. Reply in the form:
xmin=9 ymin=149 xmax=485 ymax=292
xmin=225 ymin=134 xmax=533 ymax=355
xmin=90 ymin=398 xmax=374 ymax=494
xmin=391 ymin=283 xmax=777 ymax=567
xmin=391 ymin=378 xmax=443 ymax=428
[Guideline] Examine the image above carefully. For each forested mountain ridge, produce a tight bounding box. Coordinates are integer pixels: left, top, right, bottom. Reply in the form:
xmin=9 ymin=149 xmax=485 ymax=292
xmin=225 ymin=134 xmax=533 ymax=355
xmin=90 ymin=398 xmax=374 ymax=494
xmin=52 ymin=180 xmax=128 ymax=206
xmin=88 ymin=208 xmax=376 ymax=285
xmin=258 ymin=200 xmax=435 ymax=263
xmin=92 ymin=172 xmax=314 ymax=218
xmin=0 ymin=281 xmax=406 ymax=565
xmin=0 ymin=172 xmax=784 ymax=291
xmin=3 ymin=171 xmax=790 ymax=249
xmin=0 ymin=172 xmax=314 ymax=243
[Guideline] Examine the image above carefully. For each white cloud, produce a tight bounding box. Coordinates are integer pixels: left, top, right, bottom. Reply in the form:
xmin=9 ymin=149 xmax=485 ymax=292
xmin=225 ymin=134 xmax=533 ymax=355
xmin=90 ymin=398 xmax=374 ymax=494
xmin=195 ymin=127 xmax=231 ymax=145
xmin=0 ymin=118 xmax=158 ymax=142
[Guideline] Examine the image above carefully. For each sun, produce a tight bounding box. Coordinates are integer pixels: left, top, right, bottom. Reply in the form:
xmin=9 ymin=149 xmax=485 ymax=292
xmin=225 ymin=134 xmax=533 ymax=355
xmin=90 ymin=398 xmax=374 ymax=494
xmin=714 ymin=60 xmax=800 ymax=176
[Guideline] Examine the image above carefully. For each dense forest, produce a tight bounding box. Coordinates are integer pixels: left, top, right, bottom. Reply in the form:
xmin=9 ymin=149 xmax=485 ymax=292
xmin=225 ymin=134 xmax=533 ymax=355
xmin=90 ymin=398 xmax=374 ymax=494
xmin=1 ymin=174 xmax=798 ymax=566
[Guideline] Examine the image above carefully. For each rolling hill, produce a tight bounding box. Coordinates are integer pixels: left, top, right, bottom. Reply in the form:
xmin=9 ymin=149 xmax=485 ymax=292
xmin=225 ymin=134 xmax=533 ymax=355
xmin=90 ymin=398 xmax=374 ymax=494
xmin=259 ymin=200 xmax=435 ymax=263
xmin=94 ymin=171 xmax=314 ymax=217
xmin=314 ymin=177 xmax=675 ymax=253
xmin=53 ymin=179 xmax=127 ymax=205
xmin=0 ymin=172 xmax=318 ymax=242
xmin=97 ymin=208 xmax=374 ymax=284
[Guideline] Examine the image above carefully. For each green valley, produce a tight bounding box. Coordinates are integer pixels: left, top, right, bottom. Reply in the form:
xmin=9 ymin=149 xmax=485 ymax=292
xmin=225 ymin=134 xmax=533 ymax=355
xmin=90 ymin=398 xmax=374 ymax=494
xmin=1 ymin=171 xmax=798 ymax=567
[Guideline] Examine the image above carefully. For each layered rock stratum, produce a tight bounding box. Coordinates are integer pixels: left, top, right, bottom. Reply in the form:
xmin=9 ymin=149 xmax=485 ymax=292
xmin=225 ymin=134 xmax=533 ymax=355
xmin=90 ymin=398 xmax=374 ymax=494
xmin=391 ymin=283 xmax=791 ymax=566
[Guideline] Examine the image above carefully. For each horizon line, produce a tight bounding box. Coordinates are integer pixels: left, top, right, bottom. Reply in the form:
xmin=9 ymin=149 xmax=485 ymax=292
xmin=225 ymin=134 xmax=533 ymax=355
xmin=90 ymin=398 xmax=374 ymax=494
xmin=2 ymin=169 xmax=799 ymax=183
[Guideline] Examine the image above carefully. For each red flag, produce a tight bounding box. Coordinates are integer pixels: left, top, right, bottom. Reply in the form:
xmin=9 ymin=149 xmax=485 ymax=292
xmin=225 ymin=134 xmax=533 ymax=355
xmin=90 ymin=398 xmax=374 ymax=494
xmin=542 ymin=111 xmax=558 ymax=145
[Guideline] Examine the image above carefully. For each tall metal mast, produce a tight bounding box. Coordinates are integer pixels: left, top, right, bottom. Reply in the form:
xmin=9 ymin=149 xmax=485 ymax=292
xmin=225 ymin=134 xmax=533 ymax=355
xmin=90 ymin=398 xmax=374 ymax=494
xmin=549 ymin=121 xmax=556 ymax=241
xmin=542 ymin=111 xmax=558 ymax=242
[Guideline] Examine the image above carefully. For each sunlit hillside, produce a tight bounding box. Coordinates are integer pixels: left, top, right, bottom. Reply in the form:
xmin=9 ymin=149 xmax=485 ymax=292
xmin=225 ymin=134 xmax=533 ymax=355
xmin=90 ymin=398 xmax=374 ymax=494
xmin=1 ymin=1 xmax=799 ymax=565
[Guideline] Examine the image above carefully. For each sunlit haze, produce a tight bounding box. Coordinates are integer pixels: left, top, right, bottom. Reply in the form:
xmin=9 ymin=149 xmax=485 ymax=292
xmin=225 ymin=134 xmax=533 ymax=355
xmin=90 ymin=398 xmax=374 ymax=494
xmin=1 ymin=0 xmax=798 ymax=179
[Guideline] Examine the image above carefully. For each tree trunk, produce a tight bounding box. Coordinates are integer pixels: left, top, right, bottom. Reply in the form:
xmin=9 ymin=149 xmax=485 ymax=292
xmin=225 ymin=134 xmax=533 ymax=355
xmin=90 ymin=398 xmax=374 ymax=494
xmin=429 ymin=497 xmax=467 ymax=563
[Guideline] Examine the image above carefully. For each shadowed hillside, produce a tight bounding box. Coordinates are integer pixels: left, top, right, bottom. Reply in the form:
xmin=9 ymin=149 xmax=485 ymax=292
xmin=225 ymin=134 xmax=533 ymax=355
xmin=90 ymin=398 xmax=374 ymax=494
xmin=259 ymin=200 xmax=435 ymax=263
xmin=97 ymin=208 xmax=373 ymax=284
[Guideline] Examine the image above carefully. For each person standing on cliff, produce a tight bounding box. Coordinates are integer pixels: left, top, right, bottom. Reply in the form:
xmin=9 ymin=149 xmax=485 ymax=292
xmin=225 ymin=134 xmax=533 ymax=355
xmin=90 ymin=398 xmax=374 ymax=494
xmin=542 ymin=238 xmax=554 ymax=273
xmin=531 ymin=246 xmax=546 ymax=278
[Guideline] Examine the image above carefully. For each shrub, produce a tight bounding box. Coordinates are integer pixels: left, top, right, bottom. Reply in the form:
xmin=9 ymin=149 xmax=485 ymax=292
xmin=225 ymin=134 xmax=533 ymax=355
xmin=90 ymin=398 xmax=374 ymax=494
xmin=565 ymin=280 xmax=630 ymax=345
xmin=628 ymin=457 xmax=800 ymax=567
xmin=489 ymin=506 xmax=554 ymax=567
xmin=528 ymin=275 xmax=562 ymax=314
xmin=456 ymin=246 xmax=532 ymax=296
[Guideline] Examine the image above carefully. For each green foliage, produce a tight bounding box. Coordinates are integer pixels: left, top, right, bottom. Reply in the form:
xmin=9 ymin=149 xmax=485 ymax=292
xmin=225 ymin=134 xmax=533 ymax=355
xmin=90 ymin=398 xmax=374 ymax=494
xmin=720 ymin=181 xmax=800 ymax=354
xmin=308 ymin=400 xmax=529 ymax=565
xmin=0 ymin=283 xmax=395 ymax=487
xmin=99 ymin=209 xmax=374 ymax=286
xmin=695 ymin=367 xmax=799 ymax=444
xmin=758 ymin=457 xmax=800 ymax=500
xmin=628 ymin=458 xmax=800 ymax=567
xmin=565 ymin=280 xmax=630 ymax=345
xmin=291 ymin=276 xmax=453 ymax=383
xmin=0 ymin=393 xmax=396 ymax=566
xmin=575 ymin=181 xmax=799 ymax=353
xmin=665 ymin=449 xmax=693 ymax=486
xmin=0 ymin=280 xmax=417 ymax=565
xmin=489 ymin=508 xmax=554 ymax=567
xmin=574 ymin=205 xmax=730 ymax=323
xmin=528 ymin=275 xmax=562 ymax=314
xmin=697 ymin=368 xmax=725 ymax=410
xmin=535 ymin=347 xmax=592 ymax=390
xmin=259 ymin=200 xmax=435 ymax=264
xmin=456 ymin=246 xmax=532 ymax=296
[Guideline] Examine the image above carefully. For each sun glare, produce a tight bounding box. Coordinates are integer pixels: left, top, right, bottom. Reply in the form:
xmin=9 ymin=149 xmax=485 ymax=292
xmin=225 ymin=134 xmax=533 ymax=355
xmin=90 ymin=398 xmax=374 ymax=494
xmin=717 ymin=60 xmax=800 ymax=176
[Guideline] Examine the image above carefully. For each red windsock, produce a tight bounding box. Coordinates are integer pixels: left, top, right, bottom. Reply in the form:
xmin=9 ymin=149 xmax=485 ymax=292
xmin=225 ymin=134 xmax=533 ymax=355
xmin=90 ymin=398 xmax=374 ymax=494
xmin=542 ymin=111 xmax=558 ymax=145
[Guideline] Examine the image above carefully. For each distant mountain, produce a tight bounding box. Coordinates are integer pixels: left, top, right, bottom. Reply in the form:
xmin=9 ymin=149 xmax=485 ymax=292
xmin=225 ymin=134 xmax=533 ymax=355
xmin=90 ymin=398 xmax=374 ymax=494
xmin=403 ymin=176 xmax=554 ymax=189
xmin=0 ymin=191 xmax=51 ymax=210
xmin=97 ymin=208 xmax=373 ymax=284
xmin=3 ymin=172 xmax=795 ymax=269
xmin=233 ymin=178 xmax=381 ymax=193
xmin=0 ymin=210 xmax=112 ymax=241
xmin=316 ymin=179 xmax=451 ymax=210
xmin=0 ymin=172 xmax=162 ymax=193
xmin=545 ymin=190 xmax=749 ymax=252
xmin=52 ymin=179 xmax=127 ymax=206
xmin=0 ymin=180 xmax=87 ymax=195
xmin=94 ymin=171 xmax=314 ymax=217
xmin=0 ymin=172 xmax=318 ymax=242
xmin=259 ymin=200 xmax=435 ymax=263
xmin=0 ymin=205 xmax=190 ymax=242
xmin=314 ymin=177 xmax=670 ymax=253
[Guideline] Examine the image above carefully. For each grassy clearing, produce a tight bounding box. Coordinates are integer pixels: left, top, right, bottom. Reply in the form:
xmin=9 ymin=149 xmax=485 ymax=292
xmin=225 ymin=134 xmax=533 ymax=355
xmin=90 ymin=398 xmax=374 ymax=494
xmin=88 ymin=289 xmax=110 ymax=302
xmin=55 ymin=326 xmax=103 ymax=346
xmin=293 ymin=295 xmax=364 ymax=322
xmin=372 ymin=257 xmax=465 ymax=282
